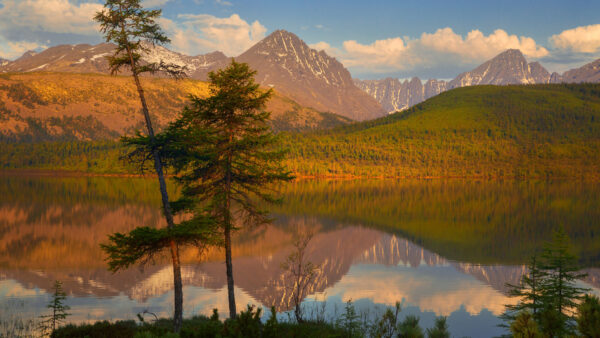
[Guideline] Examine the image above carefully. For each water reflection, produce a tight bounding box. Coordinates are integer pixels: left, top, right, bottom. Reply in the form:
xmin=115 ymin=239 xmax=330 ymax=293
xmin=1 ymin=174 xmax=599 ymax=337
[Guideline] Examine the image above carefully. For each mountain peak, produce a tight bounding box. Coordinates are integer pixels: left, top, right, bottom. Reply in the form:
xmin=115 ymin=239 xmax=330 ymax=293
xmin=498 ymin=48 xmax=525 ymax=57
xmin=448 ymin=48 xmax=543 ymax=88
xmin=17 ymin=50 xmax=37 ymax=61
xmin=238 ymin=30 xmax=385 ymax=120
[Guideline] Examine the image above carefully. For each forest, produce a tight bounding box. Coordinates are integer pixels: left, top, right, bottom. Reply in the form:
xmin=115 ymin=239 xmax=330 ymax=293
xmin=2 ymin=83 xmax=600 ymax=179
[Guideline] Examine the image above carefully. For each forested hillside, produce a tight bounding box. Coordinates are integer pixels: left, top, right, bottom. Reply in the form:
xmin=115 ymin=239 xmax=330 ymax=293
xmin=282 ymin=84 xmax=600 ymax=178
xmin=2 ymin=84 xmax=599 ymax=178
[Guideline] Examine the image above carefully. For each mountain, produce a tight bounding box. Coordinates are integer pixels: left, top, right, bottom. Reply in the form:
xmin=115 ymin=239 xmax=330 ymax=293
xmin=0 ymin=72 xmax=351 ymax=143
xmin=0 ymin=42 xmax=230 ymax=77
xmin=448 ymin=49 xmax=550 ymax=88
xmin=558 ymin=58 xmax=600 ymax=83
xmin=137 ymin=42 xmax=230 ymax=79
xmin=357 ymin=49 xmax=600 ymax=113
xmin=236 ymin=30 xmax=385 ymax=120
xmin=354 ymin=77 xmax=447 ymax=112
xmin=0 ymin=57 xmax=9 ymax=67
xmin=0 ymin=31 xmax=385 ymax=121
xmin=0 ymin=44 xmax=114 ymax=73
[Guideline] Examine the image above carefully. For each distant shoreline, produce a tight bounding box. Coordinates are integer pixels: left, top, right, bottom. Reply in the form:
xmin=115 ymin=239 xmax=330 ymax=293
xmin=0 ymin=168 xmax=590 ymax=181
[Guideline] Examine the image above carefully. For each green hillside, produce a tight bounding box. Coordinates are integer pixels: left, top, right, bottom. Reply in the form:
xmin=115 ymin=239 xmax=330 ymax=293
xmin=282 ymin=83 xmax=600 ymax=178
xmin=1 ymin=84 xmax=599 ymax=178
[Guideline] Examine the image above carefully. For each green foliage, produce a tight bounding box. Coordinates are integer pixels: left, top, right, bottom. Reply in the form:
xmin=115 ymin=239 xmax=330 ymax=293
xmin=576 ymin=294 xmax=600 ymax=338
xmin=537 ymin=305 xmax=564 ymax=337
xmin=509 ymin=311 xmax=540 ymax=338
xmin=52 ymin=311 xmax=349 ymax=338
xmin=100 ymin=218 xmax=217 ymax=272
xmin=398 ymin=315 xmax=424 ymax=338
xmin=426 ymin=317 xmax=450 ymax=338
xmin=370 ymin=302 xmax=401 ymax=338
xmin=222 ymin=305 xmax=263 ymax=337
xmin=502 ymin=255 xmax=546 ymax=323
xmin=336 ymin=299 xmax=363 ymax=337
xmin=576 ymin=295 xmax=600 ymax=338
xmin=539 ymin=227 xmax=589 ymax=317
xmin=4 ymin=84 xmax=600 ymax=179
xmin=152 ymin=60 xmax=294 ymax=223
xmin=0 ymin=141 xmax=130 ymax=173
xmin=504 ymin=227 xmax=589 ymax=336
xmin=142 ymin=60 xmax=293 ymax=317
xmin=281 ymin=84 xmax=600 ymax=179
xmin=39 ymin=280 xmax=70 ymax=336
xmin=52 ymin=320 xmax=138 ymax=338
xmin=94 ymin=0 xmax=184 ymax=78
xmin=263 ymin=307 xmax=279 ymax=338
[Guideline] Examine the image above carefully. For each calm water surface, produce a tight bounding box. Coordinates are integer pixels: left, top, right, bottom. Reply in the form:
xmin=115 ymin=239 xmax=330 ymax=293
xmin=1 ymin=175 xmax=599 ymax=337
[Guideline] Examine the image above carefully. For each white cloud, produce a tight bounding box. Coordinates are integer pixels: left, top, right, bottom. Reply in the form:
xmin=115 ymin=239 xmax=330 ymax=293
xmin=420 ymin=28 xmax=548 ymax=59
xmin=0 ymin=40 xmax=47 ymax=59
xmin=319 ymin=27 xmax=549 ymax=76
xmin=550 ymin=24 xmax=600 ymax=53
xmin=0 ymin=0 xmax=101 ymax=36
xmin=309 ymin=41 xmax=341 ymax=55
xmin=163 ymin=14 xmax=266 ymax=56
xmin=143 ymin=0 xmax=172 ymax=8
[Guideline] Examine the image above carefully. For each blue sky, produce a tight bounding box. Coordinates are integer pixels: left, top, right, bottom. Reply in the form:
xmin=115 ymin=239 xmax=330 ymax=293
xmin=1 ymin=0 xmax=599 ymax=79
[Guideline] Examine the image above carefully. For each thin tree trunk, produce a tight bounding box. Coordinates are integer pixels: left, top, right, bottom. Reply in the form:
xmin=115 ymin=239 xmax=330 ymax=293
xmin=225 ymin=224 xmax=236 ymax=318
xmin=225 ymin=131 xmax=236 ymax=319
xmin=125 ymin=40 xmax=183 ymax=332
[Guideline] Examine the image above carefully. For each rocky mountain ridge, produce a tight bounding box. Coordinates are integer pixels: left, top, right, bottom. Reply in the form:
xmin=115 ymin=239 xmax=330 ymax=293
xmin=236 ymin=30 xmax=384 ymax=120
xmin=0 ymin=30 xmax=385 ymax=121
xmin=355 ymin=49 xmax=600 ymax=113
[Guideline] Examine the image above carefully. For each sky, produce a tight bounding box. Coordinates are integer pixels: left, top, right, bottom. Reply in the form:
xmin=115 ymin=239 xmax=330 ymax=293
xmin=0 ymin=0 xmax=599 ymax=80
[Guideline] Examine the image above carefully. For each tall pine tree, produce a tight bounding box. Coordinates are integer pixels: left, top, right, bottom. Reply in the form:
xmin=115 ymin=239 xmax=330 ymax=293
xmin=502 ymin=255 xmax=546 ymax=323
xmin=538 ymin=226 xmax=588 ymax=335
xmin=503 ymin=226 xmax=589 ymax=336
xmin=94 ymin=0 xmax=188 ymax=332
xmin=154 ymin=60 xmax=294 ymax=318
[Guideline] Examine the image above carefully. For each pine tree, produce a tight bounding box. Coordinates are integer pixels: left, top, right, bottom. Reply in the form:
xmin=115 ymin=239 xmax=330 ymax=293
xmin=39 ymin=281 xmax=70 ymax=336
xmin=576 ymin=294 xmax=600 ymax=338
xmin=509 ymin=311 xmax=540 ymax=338
xmin=539 ymin=226 xmax=588 ymax=335
xmin=502 ymin=255 xmax=546 ymax=323
xmin=426 ymin=317 xmax=450 ymax=338
xmin=94 ymin=0 xmax=188 ymax=332
xmin=398 ymin=315 xmax=424 ymax=338
xmin=153 ymin=60 xmax=293 ymax=318
xmin=503 ymin=226 xmax=589 ymax=336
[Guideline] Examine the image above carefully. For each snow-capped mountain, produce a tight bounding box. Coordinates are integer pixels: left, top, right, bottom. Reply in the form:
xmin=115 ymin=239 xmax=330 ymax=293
xmin=0 ymin=42 xmax=229 ymax=77
xmin=357 ymin=49 xmax=600 ymax=113
xmin=0 ymin=44 xmax=115 ymax=73
xmin=237 ymin=30 xmax=385 ymax=120
xmin=138 ymin=42 xmax=229 ymax=79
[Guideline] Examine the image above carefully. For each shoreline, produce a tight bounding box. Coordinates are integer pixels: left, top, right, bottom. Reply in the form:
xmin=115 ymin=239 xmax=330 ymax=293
xmin=0 ymin=168 xmax=592 ymax=181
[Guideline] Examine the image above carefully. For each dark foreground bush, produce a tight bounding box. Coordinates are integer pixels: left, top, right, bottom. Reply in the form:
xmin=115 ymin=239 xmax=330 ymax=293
xmin=52 ymin=307 xmax=345 ymax=338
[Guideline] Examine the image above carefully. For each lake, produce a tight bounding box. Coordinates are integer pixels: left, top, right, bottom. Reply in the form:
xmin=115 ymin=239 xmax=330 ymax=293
xmin=1 ymin=174 xmax=599 ymax=337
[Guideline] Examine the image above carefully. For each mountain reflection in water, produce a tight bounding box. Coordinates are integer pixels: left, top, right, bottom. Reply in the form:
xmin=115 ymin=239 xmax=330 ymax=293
xmin=1 ymin=175 xmax=599 ymax=337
